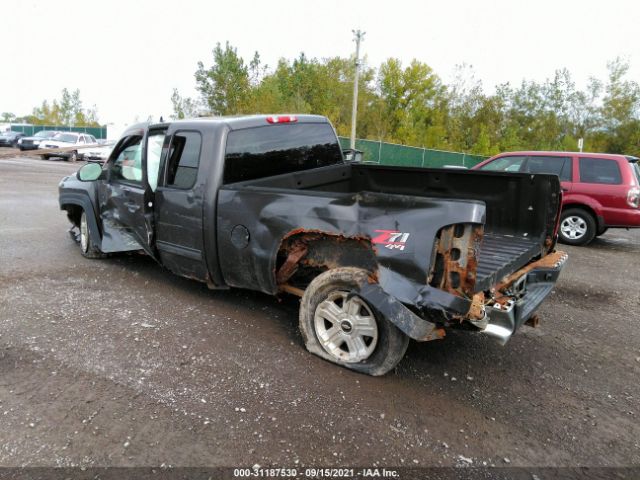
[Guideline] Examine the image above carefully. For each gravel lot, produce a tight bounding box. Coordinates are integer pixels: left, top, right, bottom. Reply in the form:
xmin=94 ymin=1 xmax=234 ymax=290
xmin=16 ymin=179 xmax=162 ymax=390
xmin=1 ymin=156 xmax=639 ymax=470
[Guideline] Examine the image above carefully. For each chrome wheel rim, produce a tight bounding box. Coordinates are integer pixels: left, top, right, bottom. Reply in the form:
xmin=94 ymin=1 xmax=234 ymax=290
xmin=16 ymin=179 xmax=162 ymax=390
xmin=80 ymin=213 xmax=88 ymax=253
xmin=561 ymin=216 xmax=587 ymax=240
xmin=314 ymin=291 xmax=378 ymax=363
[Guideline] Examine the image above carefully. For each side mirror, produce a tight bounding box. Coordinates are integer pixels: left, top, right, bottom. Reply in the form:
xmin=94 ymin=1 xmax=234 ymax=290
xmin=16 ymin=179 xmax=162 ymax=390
xmin=77 ymin=162 xmax=103 ymax=181
xmin=343 ymin=149 xmax=364 ymax=163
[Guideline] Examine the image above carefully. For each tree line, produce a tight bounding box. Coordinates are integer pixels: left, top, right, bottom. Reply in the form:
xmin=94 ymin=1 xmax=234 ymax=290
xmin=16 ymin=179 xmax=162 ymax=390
xmin=1 ymin=88 xmax=100 ymax=127
xmin=172 ymin=42 xmax=640 ymax=157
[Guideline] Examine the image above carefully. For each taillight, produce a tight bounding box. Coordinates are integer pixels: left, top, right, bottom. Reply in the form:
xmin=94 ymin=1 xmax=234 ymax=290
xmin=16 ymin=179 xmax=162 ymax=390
xmin=266 ymin=115 xmax=297 ymax=124
xmin=628 ymin=187 xmax=640 ymax=208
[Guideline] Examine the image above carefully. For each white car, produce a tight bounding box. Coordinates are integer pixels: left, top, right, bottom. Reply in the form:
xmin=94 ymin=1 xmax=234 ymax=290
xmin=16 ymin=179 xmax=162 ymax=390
xmin=39 ymin=132 xmax=98 ymax=162
xmin=81 ymin=142 xmax=113 ymax=162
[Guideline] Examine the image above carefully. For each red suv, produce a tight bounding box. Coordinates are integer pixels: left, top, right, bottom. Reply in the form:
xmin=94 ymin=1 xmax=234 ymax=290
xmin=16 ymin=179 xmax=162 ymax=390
xmin=473 ymin=151 xmax=640 ymax=245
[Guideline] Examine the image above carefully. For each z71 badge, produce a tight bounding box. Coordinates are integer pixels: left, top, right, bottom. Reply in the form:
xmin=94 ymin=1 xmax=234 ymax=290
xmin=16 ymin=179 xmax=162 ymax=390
xmin=372 ymin=230 xmax=411 ymax=251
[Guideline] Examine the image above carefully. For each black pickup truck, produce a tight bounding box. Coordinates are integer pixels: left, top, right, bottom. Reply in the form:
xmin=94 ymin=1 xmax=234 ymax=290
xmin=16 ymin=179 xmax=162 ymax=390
xmin=59 ymin=114 xmax=567 ymax=375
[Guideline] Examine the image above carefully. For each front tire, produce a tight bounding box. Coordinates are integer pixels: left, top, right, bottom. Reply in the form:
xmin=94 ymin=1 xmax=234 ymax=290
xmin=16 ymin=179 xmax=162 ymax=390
xmin=299 ymin=267 xmax=409 ymax=376
xmin=559 ymin=208 xmax=596 ymax=246
xmin=79 ymin=210 xmax=105 ymax=259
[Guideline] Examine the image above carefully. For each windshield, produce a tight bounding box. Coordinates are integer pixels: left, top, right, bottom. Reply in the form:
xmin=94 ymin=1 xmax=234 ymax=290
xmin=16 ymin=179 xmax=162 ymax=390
xmin=52 ymin=133 xmax=78 ymax=143
xmin=35 ymin=130 xmax=55 ymax=138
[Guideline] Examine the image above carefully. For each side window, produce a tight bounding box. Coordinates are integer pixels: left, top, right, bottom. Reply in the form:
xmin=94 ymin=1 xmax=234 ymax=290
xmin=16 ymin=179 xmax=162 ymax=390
xmin=146 ymin=132 xmax=166 ymax=192
xmin=526 ymin=156 xmax=572 ymax=181
xmin=78 ymin=136 xmax=85 ymax=144
xmin=478 ymin=156 xmax=526 ymax=172
xmin=110 ymin=136 xmax=143 ymax=183
xmin=579 ymin=158 xmax=622 ymax=184
xmin=164 ymin=131 xmax=201 ymax=189
xmin=223 ymin=124 xmax=344 ymax=184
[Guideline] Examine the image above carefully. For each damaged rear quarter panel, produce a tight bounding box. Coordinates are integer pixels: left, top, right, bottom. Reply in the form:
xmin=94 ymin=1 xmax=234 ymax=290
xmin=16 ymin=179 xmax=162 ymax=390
xmin=216 ymin=186 xmax=486 ymax=314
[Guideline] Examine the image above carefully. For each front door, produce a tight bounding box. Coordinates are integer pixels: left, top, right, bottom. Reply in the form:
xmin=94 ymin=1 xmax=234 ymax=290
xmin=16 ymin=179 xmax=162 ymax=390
xmin=98 ymin=128 xmax=163 ymax=256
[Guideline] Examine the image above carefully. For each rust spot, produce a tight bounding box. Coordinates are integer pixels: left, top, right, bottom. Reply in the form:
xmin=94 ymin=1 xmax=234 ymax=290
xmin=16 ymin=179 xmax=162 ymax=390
xmin=275 ymin=240 xmax=308 ymax=284
xmin=275 ymin=229 xmax=378 ymax=289
xmin=525 ymin=314 xmax=540 ymax=328
xmin=496 ymin=250 xmax=567 ymax=292
xmin=279 ymin=284 xmax=305 ymax=297
xmin=420 ymin=326 xmax=446 ymax=341
xmin=428 ymin=223 xmax=483 ymax=298
xmin=468 ymin=292 xmax=485 ymax=320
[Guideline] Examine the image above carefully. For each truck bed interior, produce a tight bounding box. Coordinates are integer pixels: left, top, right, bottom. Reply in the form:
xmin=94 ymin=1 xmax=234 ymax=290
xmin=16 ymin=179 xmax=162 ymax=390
xmin=232 ymin=163 xmax=560 ymax=288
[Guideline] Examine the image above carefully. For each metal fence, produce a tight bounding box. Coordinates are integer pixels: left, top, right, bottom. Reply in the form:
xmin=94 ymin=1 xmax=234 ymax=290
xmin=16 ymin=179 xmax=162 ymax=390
xmin=338 ymin=137 xmax=487 ymax=168
xmin=10 ymin=125 xmax=107 ymax=139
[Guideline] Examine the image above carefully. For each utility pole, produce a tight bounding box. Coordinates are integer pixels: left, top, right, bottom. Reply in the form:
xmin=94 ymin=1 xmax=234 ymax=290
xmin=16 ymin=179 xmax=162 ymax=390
xmin=350 ymin=29 xmax=365 ymax=150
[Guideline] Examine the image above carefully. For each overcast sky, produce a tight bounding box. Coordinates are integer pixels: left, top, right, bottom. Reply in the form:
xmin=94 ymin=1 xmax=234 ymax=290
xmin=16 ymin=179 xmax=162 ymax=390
xmin=3 ymin=0 xmax=639 ymax=131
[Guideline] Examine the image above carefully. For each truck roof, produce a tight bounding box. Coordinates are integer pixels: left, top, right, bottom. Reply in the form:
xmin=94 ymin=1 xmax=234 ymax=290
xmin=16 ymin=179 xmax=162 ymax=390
xmin=123 ymin=114 xmax=331 ymax=137
xmin=489 ymin=150 xmax=637 ymax=162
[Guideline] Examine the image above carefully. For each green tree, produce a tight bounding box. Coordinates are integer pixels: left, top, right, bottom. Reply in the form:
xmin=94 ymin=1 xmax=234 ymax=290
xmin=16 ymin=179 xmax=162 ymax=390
xmin=27 ymin=89 xmax=99 ymax=126
xmin=180 ymin=42 xmax=640 ymax=158
xmin=195 ymin=42 xmax=251 ymax=115
xmin=170 ymin=88 xmax=202 ymax=119
xmin=377 ymin=58 xmax=447 ymax=147
xmin=1 ymin=112 xmax=16 ymax=123
xmin=599 ymin=58 xmax=640 ymax=155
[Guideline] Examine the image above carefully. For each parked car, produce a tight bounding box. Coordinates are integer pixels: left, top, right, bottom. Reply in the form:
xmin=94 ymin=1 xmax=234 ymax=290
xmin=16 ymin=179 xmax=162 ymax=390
xmin=80 ymin=141 xmax=113 ymax=162
xmin=58 ymin=115 xmax=567 ymax=376
xmin=473 ymin=151 xmax=640 ymax=245
xmin=0 ymin=131 xmax=26 ymax=148
xmin=39 ymin=132 xmax=98 ymax=161
xmin=18 ymin=130 xmax=60 ymax=151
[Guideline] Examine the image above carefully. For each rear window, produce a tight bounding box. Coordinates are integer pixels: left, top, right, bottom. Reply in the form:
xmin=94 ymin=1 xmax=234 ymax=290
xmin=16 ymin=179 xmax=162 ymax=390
xmin=223 ymin=123 xmax=343 ymax=184
xmin=478 ymin=156 xmax=526 ymax=172
xmin=578 ymin=157 xmax=622 ymax=184
xmin=526 ymin=156 xmax=572 ymax=181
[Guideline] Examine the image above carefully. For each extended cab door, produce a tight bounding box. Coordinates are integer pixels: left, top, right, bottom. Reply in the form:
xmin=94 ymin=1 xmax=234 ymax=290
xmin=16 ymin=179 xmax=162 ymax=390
xmin=98 ymin=127 xmax=165 ymax=255
xmin=153 ymin=128 xmax=208 ymax=281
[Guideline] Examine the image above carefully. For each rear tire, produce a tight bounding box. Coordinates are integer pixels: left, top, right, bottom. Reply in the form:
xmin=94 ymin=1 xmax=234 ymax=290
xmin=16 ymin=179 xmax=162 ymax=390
xmin=299 ymin=267 xmax=409 ymax=376
xmin=558 ymin=208 xmax=596 ymax=246
xmin=79 ymin=210 xmax=106 ymax=259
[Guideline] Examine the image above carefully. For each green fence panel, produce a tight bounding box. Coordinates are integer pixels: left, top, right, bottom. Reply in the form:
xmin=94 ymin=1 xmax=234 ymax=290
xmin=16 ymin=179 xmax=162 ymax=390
xmin=338 ymin=136 xmax=488 ymax=168
xmin=339 ymin=137 xmax=382 ymax=163
xmin=10 ymin=125 xmax=107 ymax=139
xmin=380 ymin=142 xmax=423 ymax=167
xmin=425 ymin=149 xmax=466 ymax=167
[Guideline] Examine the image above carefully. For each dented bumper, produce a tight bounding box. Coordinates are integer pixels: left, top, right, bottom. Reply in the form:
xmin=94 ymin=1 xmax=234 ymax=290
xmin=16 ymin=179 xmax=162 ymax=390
xmin=471 ymin=251 xmax=568 ymax=344
xmin=353 ymin=251 xmax=568 ymax=345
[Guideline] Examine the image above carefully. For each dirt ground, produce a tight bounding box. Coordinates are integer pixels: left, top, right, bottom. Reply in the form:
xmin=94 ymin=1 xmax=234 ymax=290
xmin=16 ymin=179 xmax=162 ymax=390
xmin=0 ymin=156 xmax=639 ymax=470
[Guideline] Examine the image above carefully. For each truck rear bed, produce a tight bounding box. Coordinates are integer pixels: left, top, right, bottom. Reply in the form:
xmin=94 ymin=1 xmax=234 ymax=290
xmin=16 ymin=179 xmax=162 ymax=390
xmin=475 ymin=233 xmax=540 ymax=290
xmin=227 ymin=162 xmax=561 ymax=294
